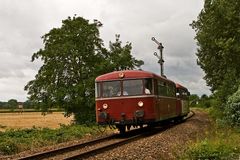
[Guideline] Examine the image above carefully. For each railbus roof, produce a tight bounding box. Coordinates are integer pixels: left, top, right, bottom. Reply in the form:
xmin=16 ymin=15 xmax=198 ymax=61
xmin=176 ymin=83 xmax=188 ymax=90
xmin=95 ymin=70 xmax=175 ymax=84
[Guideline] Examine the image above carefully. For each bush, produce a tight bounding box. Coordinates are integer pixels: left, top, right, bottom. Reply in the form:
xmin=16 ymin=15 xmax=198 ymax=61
xmin=225 ymin=86 xmax=240 ymax=127
xmin=208 ymin=106 xmax=223 ymax=120
xmin=0 ymin=139 xmax=18 ymax=155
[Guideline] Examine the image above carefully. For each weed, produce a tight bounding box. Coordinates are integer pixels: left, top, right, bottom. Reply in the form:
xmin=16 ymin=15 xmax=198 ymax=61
xmin=0 ymin=139 xmax=18 ymax=155
xmin=181 ymin=111 xmax=240 ymax=160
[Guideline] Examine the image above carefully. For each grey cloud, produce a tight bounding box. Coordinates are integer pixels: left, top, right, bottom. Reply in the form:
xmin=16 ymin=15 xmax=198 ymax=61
xmin=0 ymin=0 xmax=210 ymax=101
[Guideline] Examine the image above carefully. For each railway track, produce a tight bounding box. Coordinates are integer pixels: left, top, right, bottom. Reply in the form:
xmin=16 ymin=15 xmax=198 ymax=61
xmin=17 ymin=110 xmax=195 ymax=160
xmin=16 ymin=133 xmax=118 ymax=160
xmin=183 ymin=110 xmax=195 ymax=121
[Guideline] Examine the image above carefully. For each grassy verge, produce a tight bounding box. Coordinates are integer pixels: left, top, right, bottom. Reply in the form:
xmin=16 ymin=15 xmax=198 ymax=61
xmin=0 ymin=124 xmax=108 ymax=155
xmin=181 ymin=107 xmax=240 ymax=159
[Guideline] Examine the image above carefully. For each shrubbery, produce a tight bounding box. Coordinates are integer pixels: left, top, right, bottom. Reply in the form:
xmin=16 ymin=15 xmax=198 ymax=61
xmin=225 ymin=86 xmax=240 ymax=127
xmin=0 ymin=139 xmax=19 ymax=155
xmin=189 ymin=94 xmax=219 ymax=109
xmin=182 ymin=127 xmax=240 ymax=160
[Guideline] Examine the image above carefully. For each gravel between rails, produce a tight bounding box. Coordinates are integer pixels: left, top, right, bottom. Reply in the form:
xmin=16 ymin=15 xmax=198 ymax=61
xmin=88 ymin=109 xmax=211 ymax=160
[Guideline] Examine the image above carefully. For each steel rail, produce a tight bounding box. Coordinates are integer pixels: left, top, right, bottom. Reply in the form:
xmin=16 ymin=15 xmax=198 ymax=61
xmin=64 ymin=127 xmax=170 ymax=160
xmin=185 ymin=110 xmax=195 ymax=120
xmin=17 ymin=134 xmax=118 ymax=160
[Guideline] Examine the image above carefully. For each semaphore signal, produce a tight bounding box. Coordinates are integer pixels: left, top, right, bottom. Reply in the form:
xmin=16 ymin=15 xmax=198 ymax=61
xmin=152 ymin=37 xmax=165 ymax=77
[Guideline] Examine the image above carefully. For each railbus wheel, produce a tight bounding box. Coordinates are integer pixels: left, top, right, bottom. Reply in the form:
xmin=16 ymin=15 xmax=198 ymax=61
xmin=116 ymin=125 xmax=126 ymax=134
xmin=127 ymin=125 xmax=131 ymax=131
xmin=173 ymin=116 xmax=184 ymax=123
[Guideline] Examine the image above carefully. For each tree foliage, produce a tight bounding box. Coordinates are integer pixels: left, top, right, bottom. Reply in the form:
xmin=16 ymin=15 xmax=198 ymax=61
xmin=191 ymin=0 xmax=240 ymax=101
xmin=105 ymin=34 xmax=144 ymax=71
xmin=189 ymin=94 xmax=200 ymax=106
xmin=189 ymin=94 xmax=215 ymax=108
xmin=7 ymin=99 xmax=18 ymax=110
xmin=24 ymin=16 xmax=143 ymax=123
xmin=225 ymin=85 xmax=240 ymax=127
xmin=23 ymin=100 xmax=34 ymax=109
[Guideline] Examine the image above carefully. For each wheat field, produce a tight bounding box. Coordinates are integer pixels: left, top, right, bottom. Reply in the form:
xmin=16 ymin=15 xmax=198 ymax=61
xmin=0 ymin=112 xmax=73 ymax=131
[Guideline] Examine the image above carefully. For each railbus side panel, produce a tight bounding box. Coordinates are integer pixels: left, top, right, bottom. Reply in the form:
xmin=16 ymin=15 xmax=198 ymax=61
xmin=154 ymin=96 xmax=177 ymax=121
xmin=181 ymin=99 xmax=189 ymax=116
xmin=176 ymin=99 xmax=182 ymax=116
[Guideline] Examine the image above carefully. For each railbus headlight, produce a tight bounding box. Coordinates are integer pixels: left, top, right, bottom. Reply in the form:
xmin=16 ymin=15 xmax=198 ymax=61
xmin=103 ymin=103 xmax=108 ymax=109
xmin=138 ymin=101 xmax=144 ymax=107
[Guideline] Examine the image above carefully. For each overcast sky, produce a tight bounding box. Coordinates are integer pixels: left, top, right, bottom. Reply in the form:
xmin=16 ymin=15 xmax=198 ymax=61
xmin=0 ymin=0 xmax=210 ymax=102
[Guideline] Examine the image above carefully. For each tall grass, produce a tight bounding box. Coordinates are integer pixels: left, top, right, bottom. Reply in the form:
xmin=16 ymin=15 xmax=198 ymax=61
xmin=182 ymin=126 xmax=240 ymax=159
xmin=182 ymin=107 xmax=240 ymax=159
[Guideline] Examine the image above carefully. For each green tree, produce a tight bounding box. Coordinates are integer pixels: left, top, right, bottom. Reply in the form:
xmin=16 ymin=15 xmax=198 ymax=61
xmin=105 ymin=34 xmax=144 ymax=71
xmin=25 ymin=16 xmax=143 ymax=123
xmin=200 ymin=94 xmax=211 ymax=108
xmin=23 ymin=100 xmax=34 ymax=109
xmin=191 ymin=0 xmax=240 ymax=102
xmin=189 ymin=94 xmax=200 ymax=107
xmin=0 ymin=101 xmax=7 ymax=108
xmin=7 ymin=99 xmax=18 ymax=110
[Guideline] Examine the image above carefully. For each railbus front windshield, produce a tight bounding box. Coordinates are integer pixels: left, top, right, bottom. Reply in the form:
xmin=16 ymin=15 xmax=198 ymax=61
xmin=95 ymin=78 xmax=152 ymax=98
xmin=102 ymin=81 xmax=121 ymax=97
xmin=123 ymin=79 xmax=143 ymax=96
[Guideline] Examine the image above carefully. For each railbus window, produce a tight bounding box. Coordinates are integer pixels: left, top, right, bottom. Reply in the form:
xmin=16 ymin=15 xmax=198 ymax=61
xmin=167 ymin=84 xmax=176 ymax=97
xmin=177 ymin=88 xmax=189 ymax=99
xmin=102 ymin=81 xmax=121 ymax=98
xmin=144 ymin=78 xmax=152 ymax=94
xmin=177 ymin=89 xmax=182 ymax=98
xmin=95 ymin=82 xmax=101 ymax=98
xmin=154 ymin=79 xmax=158 ymax=95
xmin=157 ymin=81 xmax=167 ymax=96
xmin=181 ymin=89 xmax=189 ymax=99
xmin=176 ymin=88 xmax=180 ymax=97
xmin=123 ymin=79 xmax=143 ymax=96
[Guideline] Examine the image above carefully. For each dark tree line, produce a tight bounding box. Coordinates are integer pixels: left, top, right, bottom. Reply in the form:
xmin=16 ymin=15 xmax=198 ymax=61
xmin=0 ymin=99 xmax=33 ymax=109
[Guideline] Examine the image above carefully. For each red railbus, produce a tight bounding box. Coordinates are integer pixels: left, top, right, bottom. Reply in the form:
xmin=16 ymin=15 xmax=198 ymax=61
xmin=95 ymin=70 xmax=189 ymax=133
